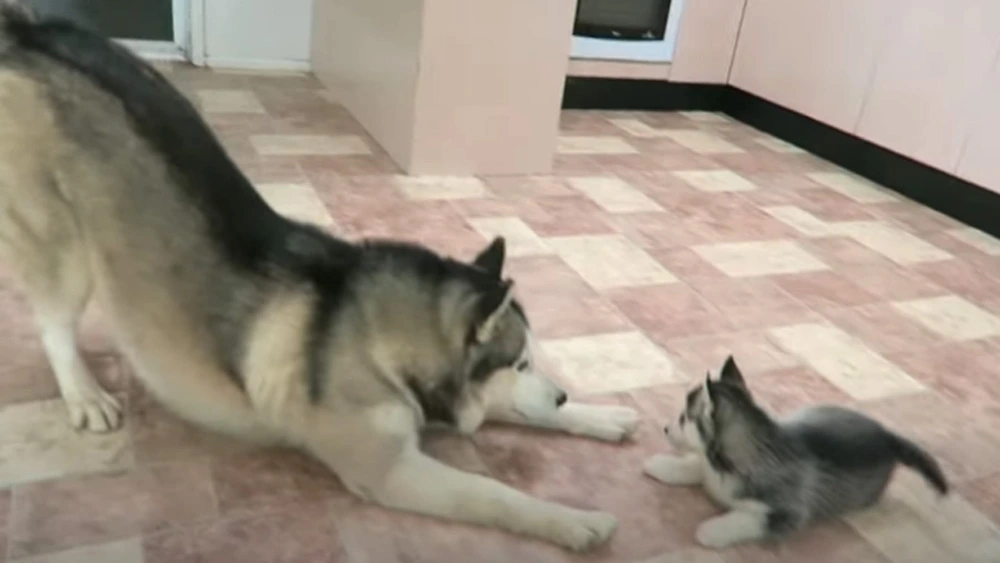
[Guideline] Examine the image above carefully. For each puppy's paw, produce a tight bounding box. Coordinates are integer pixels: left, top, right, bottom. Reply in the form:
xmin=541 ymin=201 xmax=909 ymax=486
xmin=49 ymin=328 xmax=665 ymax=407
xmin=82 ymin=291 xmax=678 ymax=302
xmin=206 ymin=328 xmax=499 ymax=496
xmin=696 ymin=518 xmax=738 ymax=549
xmin=576 ymin=405 xmax=640 ymax=442
xmin=695 ymin=513 xmax=763 ymax=550
xmin=643 ymin=454 xmax=703 ymax=486
xmin=547 ymin=509 xmax=618 ymax=552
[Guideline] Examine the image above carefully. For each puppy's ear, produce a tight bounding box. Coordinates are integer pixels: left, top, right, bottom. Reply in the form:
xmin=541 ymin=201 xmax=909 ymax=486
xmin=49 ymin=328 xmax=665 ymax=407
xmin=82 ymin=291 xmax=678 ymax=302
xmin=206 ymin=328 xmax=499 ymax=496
xmin=473 ymin=279 xmax=514 ymax=343
xmin=719 ymin=355 xmax=746 ymax=387
xmin=472 ymin=236 xmax=506 ymax=278
xmin=702 ymin=371 xmax=715 ymax=408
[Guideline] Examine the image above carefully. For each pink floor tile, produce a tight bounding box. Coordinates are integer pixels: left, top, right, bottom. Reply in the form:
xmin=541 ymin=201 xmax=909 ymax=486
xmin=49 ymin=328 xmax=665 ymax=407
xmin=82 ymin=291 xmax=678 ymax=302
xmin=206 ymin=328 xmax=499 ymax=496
xmin=609 ymin=284 xmax=734 ymax=341
xmin=772 ymin=271 xmax=881 ymax=310
xmin=144 ymin=503 xmax=346 ymax=563
xmin=211 ymin=450 xmax=347 ymax=519
xmin=958 ymin=472 xmax=1000 ymax=526
xmin=8 ymin=464 xmax=217 ymax=559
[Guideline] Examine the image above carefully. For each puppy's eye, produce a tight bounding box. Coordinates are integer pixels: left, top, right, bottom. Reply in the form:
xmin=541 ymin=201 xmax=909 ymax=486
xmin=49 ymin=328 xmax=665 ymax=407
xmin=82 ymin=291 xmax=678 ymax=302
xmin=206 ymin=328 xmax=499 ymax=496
xmin=514 ymin=360 xmax=529 ymax=371
xmin=679 ymin=413 xmax=686 ymax=425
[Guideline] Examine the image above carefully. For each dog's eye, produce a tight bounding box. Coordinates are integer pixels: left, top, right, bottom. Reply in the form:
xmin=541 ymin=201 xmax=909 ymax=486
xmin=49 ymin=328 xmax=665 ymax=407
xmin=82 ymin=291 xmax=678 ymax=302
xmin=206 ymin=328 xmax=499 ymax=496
xmin=679 ymin=413 xmax=686 ymax=425
xmin=514 ymin=360 xmax=529 ymax=371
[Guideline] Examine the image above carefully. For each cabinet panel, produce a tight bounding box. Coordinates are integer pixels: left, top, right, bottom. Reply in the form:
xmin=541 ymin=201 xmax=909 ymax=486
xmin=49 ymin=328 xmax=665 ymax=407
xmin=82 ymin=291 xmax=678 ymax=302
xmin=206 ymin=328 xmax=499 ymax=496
xmin=857 ymin=2 xmax=1000 ymax=173
xmin=730 ymin=0 xmax=903 ymax=131
xmin=957 ymin=56 xmax=1000 ymax=193
xmin=669 ymin=0 xmax=745 ymax=84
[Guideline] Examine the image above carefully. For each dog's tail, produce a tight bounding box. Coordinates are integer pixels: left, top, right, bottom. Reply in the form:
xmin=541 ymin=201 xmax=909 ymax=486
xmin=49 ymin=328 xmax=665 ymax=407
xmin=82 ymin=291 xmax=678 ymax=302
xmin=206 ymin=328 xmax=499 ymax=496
xmin=892 ymin=433 xmax=949 ymax=495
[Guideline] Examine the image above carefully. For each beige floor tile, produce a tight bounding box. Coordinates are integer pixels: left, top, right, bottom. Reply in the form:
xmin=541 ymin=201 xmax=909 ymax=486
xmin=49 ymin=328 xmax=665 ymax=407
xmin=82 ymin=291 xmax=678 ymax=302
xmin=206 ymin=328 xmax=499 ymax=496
xmin=568 ymin=177 xmax=663 ymax=212
xmin=557 ymin=136 xmax=638 ymax=155
xmin=834 ymin=222 xmax=953 ymax=265
xmin=763 ymin=206 xmax=836 ymax=237
xmin=547 ymin=235 xmax=678 ymax=290
xmin=892 ymin=295 xmax=1000 ymax=341
xmin=693 ymin=240 xmax=829 ymax=278
xmin=678 ymin=111 xmax=731 ymax=123
xmin=196 ymin=90 xmax=265 ymax=114
xmin=846 ymin=472 xmax=1000 ymax=563
xmin=632 ymin=548 xmax=726 ymax=563
xmin=608 ymin=118 xmax=664 ymax=138
xmin=12 ymin=538 xmax=143 ymax=563
xmin=673 ymin=170 xmax=757 ymax=192
xmin=255 ymin=183 xmax=335 ymax=228
xmin=946 ymin=227 xmax=1000 ymax=256
xmin=467 ymin=217 xmax=550 ymax=257
xmin=250 ymin=134 xmax=371 ymax=156
xmin=0 ymin=399 xmax=132 ymax=487
xmin=395 ymin=176 xmax=490 ymax=200
xmin=661 ymin=130 xmax=744 ymax=154
xmin=541 ymin=331 xmax=680 ymax=394
xmin=808 ymin=172 xmax=899 ymax=204
xmin=753 ymin=136 xmax=807 ymax=154
xmin=768 ymin=323 xmax=926 ymax=401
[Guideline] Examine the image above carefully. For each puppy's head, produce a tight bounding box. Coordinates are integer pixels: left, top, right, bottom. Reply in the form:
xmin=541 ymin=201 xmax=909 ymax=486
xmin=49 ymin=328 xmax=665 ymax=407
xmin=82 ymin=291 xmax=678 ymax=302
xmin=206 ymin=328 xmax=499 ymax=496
xmin=663 ymin=355 xmax=752 ymax=453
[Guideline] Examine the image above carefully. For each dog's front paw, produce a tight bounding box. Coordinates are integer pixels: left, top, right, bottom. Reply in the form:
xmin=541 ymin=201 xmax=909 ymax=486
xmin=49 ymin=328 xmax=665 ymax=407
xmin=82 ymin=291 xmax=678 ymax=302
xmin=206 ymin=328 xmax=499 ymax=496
xmin=64 ymin=387 xmax=123 ymax=433
xmin=643 ymin=454 xmax=703 ymax=486
xmin=575 ymin=404 xmax=640 ymax=442
xmin=546 ymin=509 xmax=618 ymax=552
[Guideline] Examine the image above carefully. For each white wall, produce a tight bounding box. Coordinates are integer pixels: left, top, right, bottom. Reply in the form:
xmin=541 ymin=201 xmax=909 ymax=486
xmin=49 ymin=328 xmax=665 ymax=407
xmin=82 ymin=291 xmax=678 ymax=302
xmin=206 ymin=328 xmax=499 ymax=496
xmin=203 ymin=0 xmax=313 ymax=70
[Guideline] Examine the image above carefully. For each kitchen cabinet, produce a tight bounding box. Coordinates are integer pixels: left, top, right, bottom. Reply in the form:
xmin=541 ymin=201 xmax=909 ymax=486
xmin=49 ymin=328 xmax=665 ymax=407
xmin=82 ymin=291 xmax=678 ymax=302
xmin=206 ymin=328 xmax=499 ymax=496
xmin=856 ymin=2 xmax=1000 ymax=173
xmin=729 ymin=0 xmax=903 ymax=132
xmin=957 ymin=54 xmax=1000 ymax=193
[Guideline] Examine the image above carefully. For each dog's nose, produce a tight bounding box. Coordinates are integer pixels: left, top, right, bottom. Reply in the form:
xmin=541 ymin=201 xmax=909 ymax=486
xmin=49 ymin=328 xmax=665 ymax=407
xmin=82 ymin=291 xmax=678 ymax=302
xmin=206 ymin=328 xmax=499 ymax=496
xmin=555 ymin=391 xmax=568 ymax=407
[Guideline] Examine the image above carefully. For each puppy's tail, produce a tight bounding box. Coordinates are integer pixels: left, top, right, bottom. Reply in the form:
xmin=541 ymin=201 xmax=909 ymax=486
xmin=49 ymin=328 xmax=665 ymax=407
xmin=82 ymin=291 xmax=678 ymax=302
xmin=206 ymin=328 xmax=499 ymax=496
xmin=892 ymin=434 xmax=949 ymax=495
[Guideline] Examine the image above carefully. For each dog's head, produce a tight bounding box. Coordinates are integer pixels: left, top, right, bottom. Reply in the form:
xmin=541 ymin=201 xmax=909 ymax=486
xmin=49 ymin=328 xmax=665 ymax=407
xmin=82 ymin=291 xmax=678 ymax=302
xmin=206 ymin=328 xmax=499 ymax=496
xmin=664 ymin=355 xmax=760 ymax=458
xmin=410 ymin=237 xmax=567 ymax=434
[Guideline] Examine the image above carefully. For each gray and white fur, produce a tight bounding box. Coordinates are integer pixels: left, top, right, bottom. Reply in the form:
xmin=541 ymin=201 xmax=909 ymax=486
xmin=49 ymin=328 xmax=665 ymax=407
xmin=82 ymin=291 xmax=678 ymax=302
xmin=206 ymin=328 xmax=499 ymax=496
xmin=644 ymin=355 xmax=948 ymax=549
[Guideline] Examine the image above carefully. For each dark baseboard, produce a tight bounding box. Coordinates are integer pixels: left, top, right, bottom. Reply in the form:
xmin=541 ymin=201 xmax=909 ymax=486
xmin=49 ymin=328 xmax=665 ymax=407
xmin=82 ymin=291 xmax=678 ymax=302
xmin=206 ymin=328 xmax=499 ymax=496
xmin=562 ymin=76 xmax=1000 ymax=241
xmin=562 ymin=77 xmax=727 ymax=111
xmin=723 ymin=88 xmax=1000 ymax=240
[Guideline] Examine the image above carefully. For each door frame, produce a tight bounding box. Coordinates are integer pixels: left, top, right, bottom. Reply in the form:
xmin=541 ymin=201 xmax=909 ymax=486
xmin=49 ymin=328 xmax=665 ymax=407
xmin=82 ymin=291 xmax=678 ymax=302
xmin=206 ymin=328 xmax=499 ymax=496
xmin=115 ymin=0 xmax=204 ymax=64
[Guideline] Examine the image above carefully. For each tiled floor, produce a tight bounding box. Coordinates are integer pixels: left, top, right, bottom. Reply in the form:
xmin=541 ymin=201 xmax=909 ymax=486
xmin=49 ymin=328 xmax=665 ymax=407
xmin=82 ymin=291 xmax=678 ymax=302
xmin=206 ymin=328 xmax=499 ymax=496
xmin=0 ymin=64 xmax=999 ymax=562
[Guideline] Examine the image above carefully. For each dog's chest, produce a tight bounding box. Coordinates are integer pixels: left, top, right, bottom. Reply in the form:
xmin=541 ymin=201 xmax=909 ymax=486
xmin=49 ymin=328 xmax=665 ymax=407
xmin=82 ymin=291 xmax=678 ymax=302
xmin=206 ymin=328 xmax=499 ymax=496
xmin=703 ymin=465 xmax=742 ymax=508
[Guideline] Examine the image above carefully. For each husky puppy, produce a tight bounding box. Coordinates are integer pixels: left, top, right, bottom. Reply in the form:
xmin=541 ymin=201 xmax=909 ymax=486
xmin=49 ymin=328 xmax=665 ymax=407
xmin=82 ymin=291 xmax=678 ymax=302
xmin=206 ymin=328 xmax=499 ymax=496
xmin=644 ymin=356 xmax=948 ymax=549
xmin=0 ymin=3 xmax=639 ymax=551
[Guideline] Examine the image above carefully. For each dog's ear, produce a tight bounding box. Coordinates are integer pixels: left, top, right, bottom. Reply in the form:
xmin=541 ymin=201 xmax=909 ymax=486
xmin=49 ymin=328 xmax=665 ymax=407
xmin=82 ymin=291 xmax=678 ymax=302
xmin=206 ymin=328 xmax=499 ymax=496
xmin=473 ymin=278 xmax=514 ymax=342
xmin=472 ymin=236 xmax=506 ymax=278
xmin=719 ymin=355 xmax=746 ymax=387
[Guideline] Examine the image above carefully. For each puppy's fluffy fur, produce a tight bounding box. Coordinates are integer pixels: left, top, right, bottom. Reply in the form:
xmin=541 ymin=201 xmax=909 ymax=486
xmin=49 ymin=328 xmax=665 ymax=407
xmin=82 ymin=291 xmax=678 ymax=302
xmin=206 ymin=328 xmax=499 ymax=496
xmin=644 ymin=356 xmax=948 ymax=549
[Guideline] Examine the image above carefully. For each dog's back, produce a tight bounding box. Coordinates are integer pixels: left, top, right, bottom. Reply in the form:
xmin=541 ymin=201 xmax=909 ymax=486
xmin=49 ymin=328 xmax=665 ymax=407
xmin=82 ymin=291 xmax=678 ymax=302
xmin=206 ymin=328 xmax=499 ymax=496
xmin=777 ymin=406 xmax=948 ymax=524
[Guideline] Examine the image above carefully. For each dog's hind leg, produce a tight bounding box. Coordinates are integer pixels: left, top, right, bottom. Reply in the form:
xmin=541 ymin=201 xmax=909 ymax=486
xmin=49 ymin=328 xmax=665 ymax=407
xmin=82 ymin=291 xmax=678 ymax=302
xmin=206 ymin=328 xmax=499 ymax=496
xmin=0 ymin=176 xmax=122 ymax=432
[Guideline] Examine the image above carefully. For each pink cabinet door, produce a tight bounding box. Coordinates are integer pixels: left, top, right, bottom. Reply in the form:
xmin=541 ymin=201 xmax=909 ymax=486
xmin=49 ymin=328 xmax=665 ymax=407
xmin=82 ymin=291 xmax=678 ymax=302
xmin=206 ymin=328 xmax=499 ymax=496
xmin=729 ymin=0 xmax=903 ymax=132
xmin=957 ymin=55 xmax=1000 ymax=194
xmin=856 ymin=2 xmax=1000 ymax=174
xmin=669 ymin=0 xmax=746 ymax=84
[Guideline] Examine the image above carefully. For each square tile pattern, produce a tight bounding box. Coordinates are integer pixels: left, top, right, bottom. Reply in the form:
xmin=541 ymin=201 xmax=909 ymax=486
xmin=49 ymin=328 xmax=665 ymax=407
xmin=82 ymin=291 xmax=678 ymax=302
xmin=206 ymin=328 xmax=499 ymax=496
xmin=0 ymin=66 xmax=998 ymax=562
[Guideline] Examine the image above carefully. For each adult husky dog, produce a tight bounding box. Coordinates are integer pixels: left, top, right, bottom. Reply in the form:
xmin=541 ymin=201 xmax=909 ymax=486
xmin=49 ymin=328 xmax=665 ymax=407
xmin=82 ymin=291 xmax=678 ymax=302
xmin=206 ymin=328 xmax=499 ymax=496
xmin=0 ymin=3 xmax=638 ymax=550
